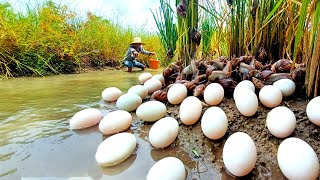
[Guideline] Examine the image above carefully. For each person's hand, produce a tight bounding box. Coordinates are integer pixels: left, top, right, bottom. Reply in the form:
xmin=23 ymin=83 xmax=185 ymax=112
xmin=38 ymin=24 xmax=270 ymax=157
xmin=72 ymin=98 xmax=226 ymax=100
xmin=132 ymin=51 xmax=139 ymax=57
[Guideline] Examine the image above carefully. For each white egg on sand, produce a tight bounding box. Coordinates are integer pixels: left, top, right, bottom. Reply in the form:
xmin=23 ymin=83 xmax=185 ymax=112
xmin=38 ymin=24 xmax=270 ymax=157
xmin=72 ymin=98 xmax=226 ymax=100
xmin=136 ymin=101 xmax=167 ymax=122
xmin=101 ymin=87 xmax=122 ymax=102
xmin=223 ymin=132 xmax=257 ymax=177
xmin=151 ymin=74 xmax=165 ymax=85
xmin=306 ymin=96 xmax=320 ymax=126
xmin=201 ymin=107 xmax=228 ymax=140
xmin=116 ymin=93 xmax=142 ymax=112
xmin=95 ymin=132 xmax=136 ymax=167
xmin=259 ymin=85 xmax=283 ymax=108
xmin=273 ymin=79 xmax=296 ymax=97
xmin=139 ymin=72 xmax=152 ymax=84
xmin=179 ymin=96 xmax=202 ymax=125
xmin=69 ymin=108 xmax=103 ymax=130
xmin=149 ymin=117 xmax=179 ymax=148
xmin=204 ymin=83 xmax=224 ymax=106
xmin=277 ymin=137 xmax=319 ymax=180
xmin=99 ymin=110 xmax=132 ymax=135
xmin=167 ymin=83 xmax=188 ymax=105
xmin=233 ymin=80 xmax=255 ymax=100
xmin=127 ymin=85 xmax=148 ymax=99
xmin=147 ymin=157 xmax=186 ymax=180
xmin=235 ymin=89 xmax=258 ymax=117
xmin=266 ymin=106 xmax=296 ymax=138
xmin=144 ymin=79 xmax=162 ymax=94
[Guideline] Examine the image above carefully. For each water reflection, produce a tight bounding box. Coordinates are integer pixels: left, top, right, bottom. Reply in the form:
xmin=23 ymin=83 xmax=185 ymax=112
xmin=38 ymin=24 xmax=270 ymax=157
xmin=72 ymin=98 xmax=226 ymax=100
xmin=0 ymin=69 xmax=162 ymax=179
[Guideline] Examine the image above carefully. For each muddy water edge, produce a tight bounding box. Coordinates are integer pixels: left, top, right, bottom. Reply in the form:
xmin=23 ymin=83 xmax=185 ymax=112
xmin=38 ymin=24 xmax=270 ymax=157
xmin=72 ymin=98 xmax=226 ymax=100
xmin=0 ymin=68 xmax=319 ymax=179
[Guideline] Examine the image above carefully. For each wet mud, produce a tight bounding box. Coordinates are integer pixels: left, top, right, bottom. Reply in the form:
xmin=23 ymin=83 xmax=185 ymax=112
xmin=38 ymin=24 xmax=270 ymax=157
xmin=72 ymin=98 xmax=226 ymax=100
xmin=127 ymin=93 xmax=320 ymax=180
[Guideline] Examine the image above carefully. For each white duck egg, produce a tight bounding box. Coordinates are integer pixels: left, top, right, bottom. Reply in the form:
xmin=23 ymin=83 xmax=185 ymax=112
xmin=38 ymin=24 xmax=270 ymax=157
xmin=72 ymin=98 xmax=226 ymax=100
xmin=266 ymin=106 xmax=296 ymax=138
xmin=273 ymin=79 xmax=296 ymax=97
xmin=151 ymin=74 xmax=165 ymax=85
xmin=167 ymin=83 xmax=188 ymax=105
xmin=235 ymin=89 xmax=258 ymax=117
xmin=204 ymin=83 xmax=224 ymax=106
xmin=95 ymin=132 xmax=136 ymax=167
xmin=116 ymin=93 xmax=142 ymax=112
xmin=259 ymin=85 xmax=283 ymax=108
xmin=69 ymin=108 xmax=103 ymax=130
xmin=139 ymin=72 xmax=152 ymax=84
xmin=127 ymin=85 xmax=148 ymax=99
xmin=306 ymin=96 xmax=320 ymax=126
xmin=223 ymin=132 xmax=257 ymax=177
xmin=136 ymin=101 xmax=167 ymax=122
xmin=277 ymin=137 xmax=319 ymax=180
xmin=179 ymin=96 xmax=202 ymax=125
xmin=201 ymin=107 xmax=228 ymax=140
xmin=99 ymin=110 xmax=132 ymax=135
xmin=101 ymin=87 xmax=122 ymax=102
xmin=149 ymin=117 xmax=179 ymax=148
xmin=147 ymin=157 xmax=186 ymax=180
xmin=233 ymin=80 xmax=255 ymax=100
xmin=144 ymin=79 xmax=162 ymax=94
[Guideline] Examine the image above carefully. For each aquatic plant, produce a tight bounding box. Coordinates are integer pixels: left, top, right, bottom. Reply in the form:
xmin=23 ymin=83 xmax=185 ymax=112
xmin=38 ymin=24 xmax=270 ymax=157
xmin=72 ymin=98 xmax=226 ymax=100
xmin=151 ymin=0 xmax=178 ymax=66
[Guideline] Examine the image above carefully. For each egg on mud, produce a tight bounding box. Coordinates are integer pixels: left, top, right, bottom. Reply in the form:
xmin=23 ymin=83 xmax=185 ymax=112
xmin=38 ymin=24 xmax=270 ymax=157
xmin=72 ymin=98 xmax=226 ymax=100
xmin=167 ymin=83 xmax=187 ymax=105
xmin=201 ymin=107 xmax=228 ymax=140
xmin=277 ymin=137 xmax=319 ymax=180
xmin=233 ymin=80 xmax=255 ymax=100
xmin=273 ymin=79 xmax=296 ymax=97
xmin=266 ymin=106 xmax=296 ymax=138
xmin=139 ymin=72 xmax=152 ymax=84
xmin=259 ymin=85 xmax=283 ymax=108
xmin=95 ymin=132 xmax=137 ymax=167
xmin=235 ymin=88 xmax=258 ymax=117
xmin=69 ymin=108 xmax=103 ymax=130
xmin=116 ymin=93 xmax=142 ymax=112
xmin=306 ymin=96 xmax=320 ymax=126
xmin=223 ymin=132 xmax=257 ymax=177
xmin=101 ymin=87 xmax=122 ymax=102
xmin=136 ymin=101 xmax=167 ymax=122
xmin=148 ymin=117 xmax=179 ymax=148
xmin=144 ymin=79 xmax=162 ymax=94
xmin=147 ymin=157 xmax=186 ymax=180
xmin=127 ymin=85 xmax=148 ymax=99
xmin=179 ymin=96 xmax=202 ymax=125
xmin=204 ymin=83 xmax=224 ymax=106
xmin=99 ymin=110 xmax=132 ymax=135
xmin=151 ymin=74 xmax=165 ymax=85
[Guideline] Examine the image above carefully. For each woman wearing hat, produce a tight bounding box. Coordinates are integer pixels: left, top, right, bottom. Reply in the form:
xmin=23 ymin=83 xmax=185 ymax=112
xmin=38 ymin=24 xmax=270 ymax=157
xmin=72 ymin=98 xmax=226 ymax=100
xmin=122 ymin=37 xmax=155 ymax=72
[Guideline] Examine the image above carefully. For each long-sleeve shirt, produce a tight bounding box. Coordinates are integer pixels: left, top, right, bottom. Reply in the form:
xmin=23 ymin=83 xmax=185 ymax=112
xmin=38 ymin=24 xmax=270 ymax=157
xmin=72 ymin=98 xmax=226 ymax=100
xmin=122 ymin=45 xmax=151 ymax=62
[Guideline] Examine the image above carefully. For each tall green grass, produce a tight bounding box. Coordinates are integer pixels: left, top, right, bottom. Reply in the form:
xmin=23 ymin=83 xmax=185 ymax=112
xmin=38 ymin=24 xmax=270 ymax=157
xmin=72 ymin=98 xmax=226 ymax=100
xmin=0 ymin=1 xmax=163 ymax=77
xmin=151 ymin=0 xmax=178 ymax=66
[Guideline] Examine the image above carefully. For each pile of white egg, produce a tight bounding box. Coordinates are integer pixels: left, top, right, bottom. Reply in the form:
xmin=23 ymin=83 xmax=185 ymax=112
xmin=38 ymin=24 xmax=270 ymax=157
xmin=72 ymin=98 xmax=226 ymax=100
xmin=68 ymin=71 xmax=320 ymax=179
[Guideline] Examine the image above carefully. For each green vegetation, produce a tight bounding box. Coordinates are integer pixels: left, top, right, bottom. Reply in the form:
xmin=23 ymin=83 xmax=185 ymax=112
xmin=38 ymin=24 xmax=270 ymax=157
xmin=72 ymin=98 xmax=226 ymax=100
xmin=0 ymin=1 xmax=163 ymax=77
xmin=151 ymin=0 xmax=178 ymax=66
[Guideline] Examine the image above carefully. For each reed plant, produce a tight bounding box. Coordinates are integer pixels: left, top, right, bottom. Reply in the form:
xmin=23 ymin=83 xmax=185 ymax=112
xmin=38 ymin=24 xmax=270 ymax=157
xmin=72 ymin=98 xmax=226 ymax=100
xmin=151 ymin=0 xmax=178 ymax=66
xmin=176 ymin=0 xmax=200 ymax=67
xmin=0 ymin=1 xmax=163 ymax=77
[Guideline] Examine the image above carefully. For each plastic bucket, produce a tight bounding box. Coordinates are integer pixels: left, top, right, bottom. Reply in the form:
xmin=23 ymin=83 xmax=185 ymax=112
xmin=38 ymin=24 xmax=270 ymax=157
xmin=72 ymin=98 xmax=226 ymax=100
xmin=149 ymin=59 xmax=160 ymax=69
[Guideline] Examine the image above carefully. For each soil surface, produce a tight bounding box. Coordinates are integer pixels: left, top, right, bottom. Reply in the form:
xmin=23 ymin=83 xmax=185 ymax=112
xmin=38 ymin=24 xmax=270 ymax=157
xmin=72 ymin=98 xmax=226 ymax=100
xmin=128 ymin=91 xmax=320 ymax=180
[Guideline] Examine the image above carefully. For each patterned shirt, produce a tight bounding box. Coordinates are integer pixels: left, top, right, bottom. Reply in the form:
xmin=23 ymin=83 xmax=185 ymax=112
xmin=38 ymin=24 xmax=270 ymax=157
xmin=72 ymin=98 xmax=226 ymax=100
xmin=123 ymin=45 xmax=151 ymax=61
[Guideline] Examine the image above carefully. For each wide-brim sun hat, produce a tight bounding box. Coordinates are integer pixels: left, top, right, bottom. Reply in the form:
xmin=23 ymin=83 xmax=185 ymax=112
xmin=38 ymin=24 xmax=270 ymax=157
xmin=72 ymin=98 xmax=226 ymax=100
xmin=130 ymin=37 xmax=145 ymax=45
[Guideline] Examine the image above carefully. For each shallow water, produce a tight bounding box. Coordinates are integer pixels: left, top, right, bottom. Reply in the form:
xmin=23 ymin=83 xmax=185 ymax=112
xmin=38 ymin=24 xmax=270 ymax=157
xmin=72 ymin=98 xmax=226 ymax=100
xmin=0 ymin=69 xmax=167 ymax=179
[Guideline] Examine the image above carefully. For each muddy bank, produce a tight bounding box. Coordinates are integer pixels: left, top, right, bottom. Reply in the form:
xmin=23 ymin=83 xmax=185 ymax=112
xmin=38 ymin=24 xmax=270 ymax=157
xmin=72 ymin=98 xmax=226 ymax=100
xmin=127 ymin=93 xmax=320 ymax=179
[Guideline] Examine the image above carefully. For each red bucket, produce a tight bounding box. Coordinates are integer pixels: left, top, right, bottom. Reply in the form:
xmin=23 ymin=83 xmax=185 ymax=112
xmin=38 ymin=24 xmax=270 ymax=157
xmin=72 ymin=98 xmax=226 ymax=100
xmin=149 ymin=59 xmax=160 ymax=69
